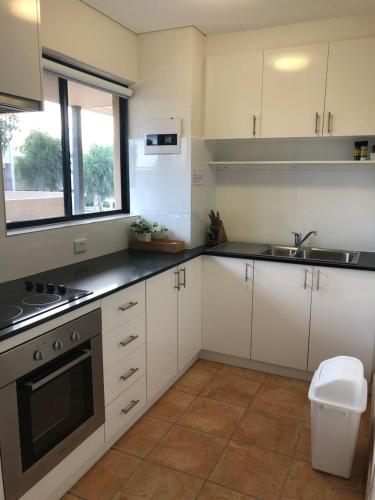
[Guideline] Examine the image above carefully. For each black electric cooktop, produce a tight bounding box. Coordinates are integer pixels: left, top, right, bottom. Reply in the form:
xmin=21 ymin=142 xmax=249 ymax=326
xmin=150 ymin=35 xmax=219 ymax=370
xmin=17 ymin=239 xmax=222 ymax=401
xmin=0 ymin=280 xmax=92 ymax=330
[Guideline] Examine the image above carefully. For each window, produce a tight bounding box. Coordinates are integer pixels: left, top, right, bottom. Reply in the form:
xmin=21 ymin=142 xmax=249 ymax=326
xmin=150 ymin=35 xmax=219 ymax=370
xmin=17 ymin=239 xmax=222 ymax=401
xmin=0 ymin=64 xmax=129 ymax=229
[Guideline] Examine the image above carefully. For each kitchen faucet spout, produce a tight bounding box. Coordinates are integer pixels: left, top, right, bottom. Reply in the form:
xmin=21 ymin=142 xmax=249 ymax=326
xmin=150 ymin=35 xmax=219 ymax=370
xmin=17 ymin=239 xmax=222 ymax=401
xmin=292 ymin=231 xmax=318 ymax=247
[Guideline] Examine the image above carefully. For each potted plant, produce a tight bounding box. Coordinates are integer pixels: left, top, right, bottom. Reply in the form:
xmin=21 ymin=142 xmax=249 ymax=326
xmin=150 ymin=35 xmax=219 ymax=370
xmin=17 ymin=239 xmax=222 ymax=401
xmin=151 ymin=222 xmax=168 ymax=240
xmin=130 ymin=217 xmax=152 ymax=242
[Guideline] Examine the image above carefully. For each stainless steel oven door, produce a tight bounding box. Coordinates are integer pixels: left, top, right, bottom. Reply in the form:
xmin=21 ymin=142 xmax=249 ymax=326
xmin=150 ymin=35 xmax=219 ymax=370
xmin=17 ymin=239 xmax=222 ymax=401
xmin=0 ymin=334 xmax=104 ymax=500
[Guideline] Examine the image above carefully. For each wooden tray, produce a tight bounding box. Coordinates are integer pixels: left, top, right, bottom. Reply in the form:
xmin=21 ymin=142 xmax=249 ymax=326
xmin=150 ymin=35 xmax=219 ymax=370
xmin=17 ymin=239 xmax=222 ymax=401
xmin=129 ymin=239 xmax=185 ymax=253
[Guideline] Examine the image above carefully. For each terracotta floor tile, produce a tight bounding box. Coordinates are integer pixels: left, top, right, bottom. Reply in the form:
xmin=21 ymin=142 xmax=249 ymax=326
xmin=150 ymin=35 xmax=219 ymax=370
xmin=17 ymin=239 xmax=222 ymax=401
xmin=147 ymin=389 xmax=195 ymax=422
xmin=264 ymin=374 xmax=310 ymax=393
xmin=281 ymin=459 xmax=363 ymax=500
xmin=178 ymin=397 xmax=245 ymax=438
xmin=113 ymin=461 xmax=203 ymax=500
xmin=148 ymin=425 xmax=226 ymax=479
xmin=113 ymin=416 xmax=172 ymax=458
xmin=233 ymin=409 xmax=302 ymax=456
xmin=197 ymin=482 xmax=253 ymax=499
xmin=218 ymin=365 xmax=266 ymax=384
xmin=174 ymin=367 xmax=216 ymax=394
xmin=70 ymin=449 xmax=141 ymax=499
xmin=210 ymin=440 xmax=292 ymax=500
xmin=194 ymin=359 xmax=223 ymax=372
xmin=294 ymin=424 xmax=311 ymax=462
xmin=200 ymin=372 xmax=261 ymax=407
xmin=251 ymin=381 xmax=309 ymax=421
xmin=59 ymin=495 xmax=79 ymax=500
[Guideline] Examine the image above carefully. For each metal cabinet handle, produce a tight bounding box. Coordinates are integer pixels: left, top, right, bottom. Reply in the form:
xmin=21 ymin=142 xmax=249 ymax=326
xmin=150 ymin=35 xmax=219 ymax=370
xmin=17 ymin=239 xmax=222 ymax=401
xmin=245 ymin=263 xmax=251 ymax=282
xmin=119 ymin=301 xmax=138 ymax=312
xmin=252 ymin=115 xmax=256 ymax=137
xmin=316 ymin=270 xmax=321 ymax=291
xmin=174 ymin=270 xmax=180 ymax=291
xmin=119 ymin=335 xmax=139 ymax=348
xmin=304 ymin=269 xmax=308 ymax=289
xmin=121 ymin=399 xmax=140 ymax=415
xmin=315 ymin=112 xmax=320 ymax=135
xmin=120 ymin=367 xmax=139 ymax=382
xmin=327 ymin=112 xmax=333 ymax=134
xmin=179 ymin=267 xmax=186 ymax=288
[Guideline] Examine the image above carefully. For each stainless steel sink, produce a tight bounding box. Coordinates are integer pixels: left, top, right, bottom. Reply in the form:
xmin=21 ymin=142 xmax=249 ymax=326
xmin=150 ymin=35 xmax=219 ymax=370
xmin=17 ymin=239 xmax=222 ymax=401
xmin=306 ymin=248 xmax=360 ymax=264
xmin=262 ymin=245 xmax=360 ymax=264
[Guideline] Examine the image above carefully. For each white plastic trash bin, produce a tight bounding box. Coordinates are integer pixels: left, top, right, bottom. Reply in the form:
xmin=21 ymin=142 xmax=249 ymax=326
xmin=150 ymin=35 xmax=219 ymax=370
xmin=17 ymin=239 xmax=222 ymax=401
xmin=308 ymin=356 xmax=367 ymax=478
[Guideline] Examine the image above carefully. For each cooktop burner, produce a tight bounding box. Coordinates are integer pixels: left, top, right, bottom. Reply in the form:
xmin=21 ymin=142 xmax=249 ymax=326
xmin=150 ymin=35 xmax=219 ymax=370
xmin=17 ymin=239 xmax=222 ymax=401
xmin=0 ymin=305 xmax=23 ymax=323
xmin=0 ymin=280 xmax=92 ymax=331
xmin=22 ymin=294 xmax=62 ymax=306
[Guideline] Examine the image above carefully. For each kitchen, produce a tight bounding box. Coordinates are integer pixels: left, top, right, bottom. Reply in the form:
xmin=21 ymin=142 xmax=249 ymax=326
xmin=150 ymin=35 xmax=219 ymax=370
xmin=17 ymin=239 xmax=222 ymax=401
xmin=1 ymin=0 xmax=375 ymax=499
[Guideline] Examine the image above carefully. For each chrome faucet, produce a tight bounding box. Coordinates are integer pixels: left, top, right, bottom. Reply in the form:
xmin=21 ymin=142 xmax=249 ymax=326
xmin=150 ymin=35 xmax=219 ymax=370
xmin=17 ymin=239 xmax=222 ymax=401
xmin=292 ymin=231 xmax=318 ymax=247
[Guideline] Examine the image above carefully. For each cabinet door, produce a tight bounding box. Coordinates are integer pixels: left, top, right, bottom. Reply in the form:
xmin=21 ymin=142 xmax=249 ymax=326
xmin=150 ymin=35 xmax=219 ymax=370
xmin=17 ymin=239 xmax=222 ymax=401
xmin=252 ymin=261 xmax=312 ymax=370
xmin=204 ymin=51 xmax=263 ymax=139
xmin=146 ymin=268 xmax=178 ymax=400
xmin=0 ymin=0 xmax=42 ymax=108
xmin=324 ymin=37 xmax=375 ymax=136
xmin=202 ymin=256 xmax=253 ymax=358
xmin=261 ymin=43 xmax=328 ymax=138
xmin=308 ymin=267 xmax=375 ymax=380
xmin=178 ymin=257 xmax=202 ymax=371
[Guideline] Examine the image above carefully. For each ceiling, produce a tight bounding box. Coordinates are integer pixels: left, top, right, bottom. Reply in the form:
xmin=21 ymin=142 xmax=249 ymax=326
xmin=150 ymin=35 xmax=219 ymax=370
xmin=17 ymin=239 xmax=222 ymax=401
xmin=83 ymin=0 xmax=375 ymax=35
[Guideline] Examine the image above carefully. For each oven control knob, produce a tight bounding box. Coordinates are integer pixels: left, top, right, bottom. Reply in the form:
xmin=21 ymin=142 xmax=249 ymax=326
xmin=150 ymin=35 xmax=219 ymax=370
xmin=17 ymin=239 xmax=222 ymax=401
xmin=36 ymin=282 xmax=44 ymax=293
xmin=57 ymin=285 xmax=67 ymax=295
xmin=53 ymin=340 xmax=63 ymax=351
xmin=25 ymin=280 xmax=34 ymax=291
xmin=46 ymin=283 xmax=55 ymax=294
xmin=33 ymin=350 xmax=44 ymax=361
xmin=71 ymin=331 xmax=80 ymax=342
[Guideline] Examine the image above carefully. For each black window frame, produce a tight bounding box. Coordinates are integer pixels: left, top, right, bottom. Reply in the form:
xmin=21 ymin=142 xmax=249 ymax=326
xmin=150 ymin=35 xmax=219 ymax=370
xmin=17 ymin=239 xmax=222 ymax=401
xmin=6 ymin=60 xmax=130 ymax=231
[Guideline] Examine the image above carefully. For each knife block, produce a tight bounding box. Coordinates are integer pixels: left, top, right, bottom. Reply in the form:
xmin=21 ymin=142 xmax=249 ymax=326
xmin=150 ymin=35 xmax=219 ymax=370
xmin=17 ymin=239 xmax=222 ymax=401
xmin=207 ymin=221 xmax=228 ymax=246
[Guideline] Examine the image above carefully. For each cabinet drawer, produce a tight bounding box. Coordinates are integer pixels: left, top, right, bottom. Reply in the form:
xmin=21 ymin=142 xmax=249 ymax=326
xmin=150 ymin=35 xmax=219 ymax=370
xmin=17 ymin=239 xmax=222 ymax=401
xmin=105 ymin=376 xmax=146 ymax=442
xmin=104 ymin=345 xmax=146 ymax=406
xmin=101 ymin=282 xmax=145 ymax=334
xmin=103 ymin=315 xmax=145 ymax=371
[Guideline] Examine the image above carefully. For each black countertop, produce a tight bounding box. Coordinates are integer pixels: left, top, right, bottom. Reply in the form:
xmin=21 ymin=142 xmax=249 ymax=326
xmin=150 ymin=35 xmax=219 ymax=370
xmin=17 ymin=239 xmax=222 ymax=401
xmin=2 ymin=241 xmax=375 ymax=341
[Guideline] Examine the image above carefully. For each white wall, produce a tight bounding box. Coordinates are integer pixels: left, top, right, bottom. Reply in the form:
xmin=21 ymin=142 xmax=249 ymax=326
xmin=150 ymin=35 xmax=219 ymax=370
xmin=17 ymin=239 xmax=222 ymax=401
xmin=40 ymin=0 xmax=138 ymax=83
xmin=129 ymin=26 xmax=213 ymax=246
xmin=0 ymin=0 xmax=138 ymax=283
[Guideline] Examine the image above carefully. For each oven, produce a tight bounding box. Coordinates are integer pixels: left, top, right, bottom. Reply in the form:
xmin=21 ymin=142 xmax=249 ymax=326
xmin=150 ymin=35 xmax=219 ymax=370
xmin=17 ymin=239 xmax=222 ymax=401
xmin=0 ymin=309 xmax=104 ymax=500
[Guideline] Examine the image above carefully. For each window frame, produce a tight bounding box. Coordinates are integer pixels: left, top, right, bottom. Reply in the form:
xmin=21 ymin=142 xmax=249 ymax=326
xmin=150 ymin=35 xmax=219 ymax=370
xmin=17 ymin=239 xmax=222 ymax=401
xmin=6 ymin=61 xmax=130 ymax=231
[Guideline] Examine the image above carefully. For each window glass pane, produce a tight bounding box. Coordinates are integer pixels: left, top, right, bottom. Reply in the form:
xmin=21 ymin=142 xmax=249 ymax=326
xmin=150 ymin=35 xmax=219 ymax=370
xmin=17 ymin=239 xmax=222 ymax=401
xmin=1 ymin=73 xmax=64 ymax=223
xmin=67 ymin=81 xmax=121 ymax=215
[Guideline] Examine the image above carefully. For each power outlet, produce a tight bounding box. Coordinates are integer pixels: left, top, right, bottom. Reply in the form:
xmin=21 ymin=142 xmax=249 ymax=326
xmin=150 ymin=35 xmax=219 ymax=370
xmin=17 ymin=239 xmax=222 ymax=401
xmin=74 ymin=238 xmax=88 ymax=254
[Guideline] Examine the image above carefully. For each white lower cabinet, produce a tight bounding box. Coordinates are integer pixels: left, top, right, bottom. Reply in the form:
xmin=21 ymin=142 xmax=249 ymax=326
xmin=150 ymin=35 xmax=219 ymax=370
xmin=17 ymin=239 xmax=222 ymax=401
xmin=308 ymin=267 xmax=375 ymax=380
xmin=252 ymin=261 xmax=312 ymax=370
xmin=146 ymin=258 xmax=202 ymax=401
xmin=202 ymin=256 xmax=253 ymax=358
xmin=146 ymin=267 xmax=179 ymax=400
xmin=105 ymin=376 xmax=146 ymax=442
xmin=178 ymin=257 xmax=202 ymax=370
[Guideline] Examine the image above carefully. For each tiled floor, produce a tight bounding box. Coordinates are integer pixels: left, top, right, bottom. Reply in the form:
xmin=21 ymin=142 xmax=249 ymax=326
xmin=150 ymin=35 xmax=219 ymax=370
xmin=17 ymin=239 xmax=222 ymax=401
xmin=64 ymin=360 xmax=369 ymax=500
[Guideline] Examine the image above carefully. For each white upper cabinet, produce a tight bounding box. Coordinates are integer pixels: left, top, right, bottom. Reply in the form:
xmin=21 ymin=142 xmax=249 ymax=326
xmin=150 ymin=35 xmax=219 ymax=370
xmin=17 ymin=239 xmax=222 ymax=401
xmin=261 ymin=43 xmax=328 ymax=138
xmin=0 ymin=0 xmax=42 ymax=110
xmin=308 ymin=267 xmax=375 ymax=380
xmin=177 ymin=258 xmax=202 ymax=371
xmin=324 ymin=37 xmax=375 ymax=137
xmin=202 ymin=256 xmax=253 ymax=358
xmin=204 ymin=51 xmax=263 ymax=139
xmin=251 ymin=261 xmax=313 ymax=370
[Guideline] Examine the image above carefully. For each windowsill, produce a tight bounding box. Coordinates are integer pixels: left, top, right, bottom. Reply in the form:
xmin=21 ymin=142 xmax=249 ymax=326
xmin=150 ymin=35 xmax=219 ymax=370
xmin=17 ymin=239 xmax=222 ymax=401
xmin=7 ymin=213 xmax=139 ymax=237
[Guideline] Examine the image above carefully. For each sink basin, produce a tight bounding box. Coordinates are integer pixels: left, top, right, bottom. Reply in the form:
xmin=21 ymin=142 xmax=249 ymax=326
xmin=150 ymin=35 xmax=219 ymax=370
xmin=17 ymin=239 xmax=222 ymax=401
xmin=262 ymin=245 xmax=360 ymax=264
xmin=306 ymin=248 xmax=360 ymax=264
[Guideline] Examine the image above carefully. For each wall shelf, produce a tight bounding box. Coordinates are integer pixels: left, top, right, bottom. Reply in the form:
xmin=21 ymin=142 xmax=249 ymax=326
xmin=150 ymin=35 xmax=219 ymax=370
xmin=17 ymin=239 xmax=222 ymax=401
xmin=209 ymin=160 xmax=375 ymax=171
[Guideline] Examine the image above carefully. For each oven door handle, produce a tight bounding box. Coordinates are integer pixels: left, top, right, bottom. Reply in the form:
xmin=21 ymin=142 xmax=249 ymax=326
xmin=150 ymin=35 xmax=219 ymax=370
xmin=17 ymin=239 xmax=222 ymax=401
xmin=25 ymin=350 xmax=92 ymax=392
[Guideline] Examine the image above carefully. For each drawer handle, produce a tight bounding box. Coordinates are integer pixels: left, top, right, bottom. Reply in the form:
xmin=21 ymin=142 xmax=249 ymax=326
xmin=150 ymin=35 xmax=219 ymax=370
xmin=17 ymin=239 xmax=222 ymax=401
xmin=119 ymin=335 xmax=139 ymax=348
xmin=119 ymin=301 xmax=138 ymax=312
xmin=120 ymin=367 xmax=139 ymax=382
xmin=121 ymin=399 xmax=140 ymax=415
